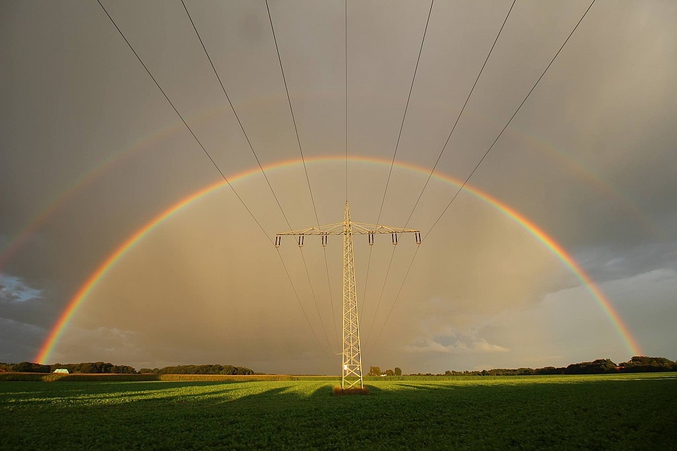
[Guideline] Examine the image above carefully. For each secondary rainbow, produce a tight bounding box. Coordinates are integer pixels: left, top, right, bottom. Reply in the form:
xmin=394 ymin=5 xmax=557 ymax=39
xmin=3 ymin=108 xmax=657 ymax=276
xmin=35 ymin=156 xmax=642 ymax=363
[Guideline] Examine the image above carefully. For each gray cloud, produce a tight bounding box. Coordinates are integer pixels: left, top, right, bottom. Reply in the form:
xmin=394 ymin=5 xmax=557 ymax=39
xmin=1 ymin=1 xmax=676 ymax=373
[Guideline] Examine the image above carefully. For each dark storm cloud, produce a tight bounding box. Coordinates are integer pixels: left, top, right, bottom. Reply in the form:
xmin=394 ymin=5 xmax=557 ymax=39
xmin=576 ymin=242 xmax=677 ymax=285
xmin=0 ymin=273 xmax=62 ymax=333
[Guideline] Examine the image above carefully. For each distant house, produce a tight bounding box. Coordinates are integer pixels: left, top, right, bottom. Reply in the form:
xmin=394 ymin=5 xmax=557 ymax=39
xmin=53 ymin=368 xmax=69 ymax=374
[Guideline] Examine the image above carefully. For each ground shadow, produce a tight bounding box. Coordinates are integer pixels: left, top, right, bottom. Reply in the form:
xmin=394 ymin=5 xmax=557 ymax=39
xmin=2 ymin=377 xmax=675 ymax=450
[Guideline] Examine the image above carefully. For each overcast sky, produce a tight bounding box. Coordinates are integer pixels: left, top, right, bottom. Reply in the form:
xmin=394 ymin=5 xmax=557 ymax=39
xmin=1 ymin=0 xmax=676 ymax=374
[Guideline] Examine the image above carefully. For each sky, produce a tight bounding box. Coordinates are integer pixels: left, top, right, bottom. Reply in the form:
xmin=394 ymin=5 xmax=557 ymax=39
xmin=1 ymin=0 xmax=676 ymax=375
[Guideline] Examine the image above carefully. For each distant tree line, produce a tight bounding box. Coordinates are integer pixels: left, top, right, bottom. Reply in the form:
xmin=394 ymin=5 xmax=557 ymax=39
xmin=367 ymin=366 xmax=402 ymax=376
xmin=138 ymin=364 xmax=254 ymax=375
xmin=0 ymin=361 xmax=136 ymax=374
xmin=0 ymin=362 xmax=255 ymax=375
xmin=432 ymin=357 xmax=677 ymax=377
xmin=2 ymin=356 xmax=674 ymax=376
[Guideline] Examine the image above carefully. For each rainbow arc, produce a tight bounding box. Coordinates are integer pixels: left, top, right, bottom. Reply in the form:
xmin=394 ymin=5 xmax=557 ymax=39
xmin=35 ymin=156 xmax=642 ymax=363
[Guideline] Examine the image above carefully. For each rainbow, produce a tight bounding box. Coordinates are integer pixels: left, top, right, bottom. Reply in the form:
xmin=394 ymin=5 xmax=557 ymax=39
xmin=0 ymin=102 xmax=664 ymax=271
xmin=35 ymin=156 xmax=642 ymax=362
xmin=0 ymin=97 xmax=279 ymax=272
xmin=0 ymin=108 xmax=224 ymax=274
xmin=1 ymin=106 xmax=657 ymax=276
xmin=502 ymin=125 xmax=658 ymax=236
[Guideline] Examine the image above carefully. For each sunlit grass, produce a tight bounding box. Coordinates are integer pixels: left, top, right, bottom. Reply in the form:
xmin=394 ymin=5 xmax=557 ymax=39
xmin=1 ymin=373 xmax=675 ymax=450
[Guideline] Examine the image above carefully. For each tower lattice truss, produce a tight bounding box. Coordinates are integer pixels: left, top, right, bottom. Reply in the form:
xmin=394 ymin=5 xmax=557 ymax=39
xmin=276 ymin=202 xmax=420 ymax=389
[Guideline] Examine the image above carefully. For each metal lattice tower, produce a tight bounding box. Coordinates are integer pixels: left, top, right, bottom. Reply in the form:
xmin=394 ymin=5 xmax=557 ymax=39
xmin=275 ymin=202 xmax=421 ymax=389
xmin=341 ymin=203 xmax=361 ymax=388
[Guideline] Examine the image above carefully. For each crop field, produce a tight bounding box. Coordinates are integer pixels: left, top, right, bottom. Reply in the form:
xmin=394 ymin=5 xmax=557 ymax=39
xmin=1 ymin=373 xmax=675 ymax=450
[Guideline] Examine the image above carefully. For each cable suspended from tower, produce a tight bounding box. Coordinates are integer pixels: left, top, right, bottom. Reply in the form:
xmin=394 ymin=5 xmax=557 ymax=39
xmin=96 ymin=0 xmax=331 ymax=357
xmin=367 ymin=0 xmax=597 ymax=354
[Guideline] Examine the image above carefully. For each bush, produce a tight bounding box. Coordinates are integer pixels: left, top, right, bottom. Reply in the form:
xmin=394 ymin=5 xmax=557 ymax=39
xmin=619 ymin=356 xmax=676 ymax=372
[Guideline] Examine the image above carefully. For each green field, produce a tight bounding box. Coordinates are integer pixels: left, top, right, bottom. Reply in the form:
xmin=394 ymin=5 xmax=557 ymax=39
xmin=1 ymin=373 xmax=675 ymax=450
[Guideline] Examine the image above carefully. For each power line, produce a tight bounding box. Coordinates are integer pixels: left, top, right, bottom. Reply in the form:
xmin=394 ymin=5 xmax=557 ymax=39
xmin=358 ymin=244 xmax=373 ymax=319
xmin=182 ymin=0 xmax=338 ymax=352
xmin=404 ymin=0 xmax=516 ymax=228
xmin=265 ymin=0 xmax=321 ymax=227
xmin=96 ymin=0 xmax=268 ymax=242
xmin=363 ymin=246 xmax=396 ymax=346
xmin=323 ymin=247 xmax=340 ymax=349
xmin=360 ymin=0 xmax=434 ymax=323
xmin=96 ymin=0 xmax=328 ymax=357
xmin=299 ymin=248 xmax=335 ymax=353
xmin=424 ymin=0 xmax=596 ymax=241
xmin=375 ymin=0 xmax=435 ymax=225
xmin=338 ymin=0 xmax=348 ymax=350
xmin=265 ymin=0 xmax=341 ymax=351
xmin=367 ymin=0 xmax=516 ymax=352
xmin=345 ymin=0 xmax=349 ymax=202
xmin=181 ymin=0 xmax=293 ymax=230
xmin=367 ymin=245 xmax=419 ymax=355
xmin=368 ymin=0 xmax=597 ymax=353
xmin=276 ymin=250 xmax=330 ymax=357
xmin=344 ymin=0 xmax=373 ymax=328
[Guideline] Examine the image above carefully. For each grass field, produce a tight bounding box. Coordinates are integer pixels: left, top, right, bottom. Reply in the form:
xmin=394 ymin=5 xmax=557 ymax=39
xmin=1 ymin=373 xmax=675 ymax=450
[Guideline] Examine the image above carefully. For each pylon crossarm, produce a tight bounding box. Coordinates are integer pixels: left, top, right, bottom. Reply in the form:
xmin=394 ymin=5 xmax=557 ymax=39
xmin=350 ymin=221 xmax=419 ymax=235
xmin=274 ymin=202 xmax=420 ymax=389
xmin=275 ymin=222 xmax=344 ymax=236
xmin=275 ymin=222 xmax=419 ymax=237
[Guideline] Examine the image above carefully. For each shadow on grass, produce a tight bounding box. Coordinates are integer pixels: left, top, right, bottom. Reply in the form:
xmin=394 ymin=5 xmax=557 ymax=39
xmin=0 ymin=380 xmax=261 ymax=406
xmin=2 ymin=377 xmax=676 ymax=450
xmin=393 ymin=382 xmax=464 ymax=393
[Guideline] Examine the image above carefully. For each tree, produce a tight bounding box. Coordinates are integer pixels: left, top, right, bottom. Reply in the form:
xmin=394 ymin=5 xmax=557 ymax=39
xmin=394 ymin=367 xmax=402 ymax=376
xmin=619 ymin=356 xmax=675 ymax=372
xmin=13 ymin=362 xmax=50 ymax=373
xmin=112 ymin=365 xmax=137 ymax=374
xmin=368 ymin=366 xmax=381 ymax=376
xmin=565 ymin=359 xmax=617 ymax=374
xmin=157 ymin=364 xmax=254 ymax=375
xmin=385 ymin=369 xmax=394 ymax=376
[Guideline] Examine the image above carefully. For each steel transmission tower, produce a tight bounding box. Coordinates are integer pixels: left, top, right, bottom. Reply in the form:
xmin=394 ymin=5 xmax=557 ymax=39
xmin=275 ymin=202 xmax=420 ymax=389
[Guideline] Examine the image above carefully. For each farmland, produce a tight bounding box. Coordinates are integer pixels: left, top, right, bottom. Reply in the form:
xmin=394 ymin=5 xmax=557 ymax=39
xmin=1 ymin=373 xmax=675 ymax=450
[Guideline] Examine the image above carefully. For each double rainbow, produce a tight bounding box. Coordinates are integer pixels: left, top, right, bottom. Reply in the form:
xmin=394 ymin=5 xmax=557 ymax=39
xmin=35 ymin=156 xmax=642 ymax=363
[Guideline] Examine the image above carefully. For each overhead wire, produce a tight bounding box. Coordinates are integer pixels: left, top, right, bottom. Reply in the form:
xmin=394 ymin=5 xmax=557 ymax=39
xmin=366 ymin=0 xmax=515 ymax=353
xmin=403 ymin=0 xmax=517 ymax=228
xmin=345 ymin=0 xmax=349 ymax=202
xmin=96 ymin=0 xmax=329 ymax=357
xmin=323 ymin=246 xmax=339 ymax=348
xmin=341 ymin=0 xmax=349 ymax=352
xmin=181 ymin=0 xmax=338 ymax=354
xmin=375 ymin=0 xmax=435 ymax=225
xmin=359 ymin=0 xmax=435 ymax=325
xmin=96 ymin=0 xmax=267 ymax=240
xmin=181 ymin=0 xmax=338 ymax=351
xmin=275 ymin=251 xmax=331 ymax=357
xmin=363 ymin=246 xmax=396 ymax=345
xmin=265 ymin=0 xmax=320 ymax=226
xmin=367 ymin=0 xmax=597 ymax=354
xmin=300 ymin=248 xmax=334 ymax=352
xmin=181 ymin=0 xmax=293 ymax=230
xmin=367 ymin=244 xmax=420 ymax=354
xmin=265 ymin=0 xmax=340 ymax=353
xmin=364 ymin=0 xmax=515 ymax=353
xmin=426 ymin=0 xmax=596 ymax=238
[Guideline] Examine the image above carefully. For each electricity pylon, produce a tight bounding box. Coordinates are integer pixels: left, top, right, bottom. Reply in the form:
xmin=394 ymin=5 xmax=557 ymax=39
xmin=275 ymin=202 xmax=421 ymax=389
